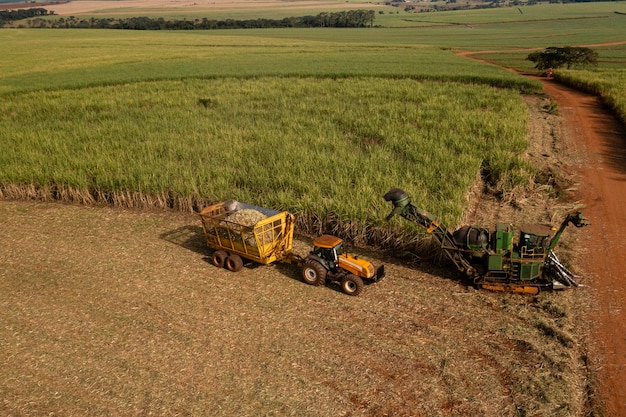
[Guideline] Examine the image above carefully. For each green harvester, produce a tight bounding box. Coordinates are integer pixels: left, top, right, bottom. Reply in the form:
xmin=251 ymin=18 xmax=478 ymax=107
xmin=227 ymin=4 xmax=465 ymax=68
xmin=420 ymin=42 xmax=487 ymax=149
xmin=384 ymin=188 xmax=590 ymax=294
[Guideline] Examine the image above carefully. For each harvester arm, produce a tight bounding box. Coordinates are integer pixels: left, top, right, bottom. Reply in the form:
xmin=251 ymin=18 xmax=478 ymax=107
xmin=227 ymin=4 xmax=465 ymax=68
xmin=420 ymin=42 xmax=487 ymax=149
xmin=542 ymin=211 xmax=589 ymax=288
xmin=545 ymin=250 xmax=579 ymax=288
xmin=384 ymin=188 xmax=477 ymax=276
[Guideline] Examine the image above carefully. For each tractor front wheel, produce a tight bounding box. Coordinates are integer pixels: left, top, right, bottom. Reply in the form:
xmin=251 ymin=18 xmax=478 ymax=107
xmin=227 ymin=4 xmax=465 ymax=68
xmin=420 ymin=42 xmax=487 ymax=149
xmin=212 ymin=250 xmax=228 ymax=268
xmin=341 ymin=274 xmax=364 ymax=296
xmin=301 ymin=260 xmax=327 ymax=286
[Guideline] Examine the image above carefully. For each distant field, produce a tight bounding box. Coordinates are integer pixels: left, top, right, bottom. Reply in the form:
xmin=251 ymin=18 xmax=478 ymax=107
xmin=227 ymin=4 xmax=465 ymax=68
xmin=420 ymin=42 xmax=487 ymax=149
xmin=31 ymin=0 xmax=626 ymax=24
xmin=0 ymin=30 xmax=537 ymax=95
xmin=6 ymin=0 xmax=393 ymax=19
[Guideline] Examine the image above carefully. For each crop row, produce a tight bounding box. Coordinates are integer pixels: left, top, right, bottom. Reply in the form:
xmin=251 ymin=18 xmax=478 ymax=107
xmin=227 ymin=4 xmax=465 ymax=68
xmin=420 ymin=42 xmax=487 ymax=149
xmin=0 ymin=77 xmax=530 ymax=245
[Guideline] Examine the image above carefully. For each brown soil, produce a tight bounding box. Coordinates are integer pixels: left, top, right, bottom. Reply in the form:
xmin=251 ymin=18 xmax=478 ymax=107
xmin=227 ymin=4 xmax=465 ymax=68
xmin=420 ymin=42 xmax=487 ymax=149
xmin=17 ymin=0 xmax=382 ymax=15
xmin=0 ymin=2 xmax=68 ymax=10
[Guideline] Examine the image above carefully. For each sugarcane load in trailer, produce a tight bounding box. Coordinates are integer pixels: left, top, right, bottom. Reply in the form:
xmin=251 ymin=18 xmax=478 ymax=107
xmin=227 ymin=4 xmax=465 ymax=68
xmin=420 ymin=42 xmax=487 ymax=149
xmin=199 ymin=199 xmax=385 ymax=296
xmin=383 ymin=188 xmax=589 ymax=295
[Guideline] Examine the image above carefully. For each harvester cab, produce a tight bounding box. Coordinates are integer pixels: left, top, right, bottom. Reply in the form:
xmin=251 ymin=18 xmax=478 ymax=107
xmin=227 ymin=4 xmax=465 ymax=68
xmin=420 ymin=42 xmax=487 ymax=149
xmin=301 ymin=234 xmax=385 ymax=296
xmin=517 ymin=224 xmax=551 ymax=256
xmin=384 ymin=187 xmax=590 ymax=294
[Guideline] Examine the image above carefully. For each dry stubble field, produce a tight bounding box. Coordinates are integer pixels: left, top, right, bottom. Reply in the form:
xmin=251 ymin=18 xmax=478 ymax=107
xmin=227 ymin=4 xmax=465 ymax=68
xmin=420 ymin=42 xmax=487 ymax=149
xmin=0 ymin=95 xmax=598 ymax=416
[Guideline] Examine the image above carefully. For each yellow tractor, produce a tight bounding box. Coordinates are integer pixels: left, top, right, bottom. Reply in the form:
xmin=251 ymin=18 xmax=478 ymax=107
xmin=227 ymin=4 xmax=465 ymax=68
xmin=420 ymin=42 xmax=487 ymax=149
xmin=301 ymin=234 xmax=385 ymax=296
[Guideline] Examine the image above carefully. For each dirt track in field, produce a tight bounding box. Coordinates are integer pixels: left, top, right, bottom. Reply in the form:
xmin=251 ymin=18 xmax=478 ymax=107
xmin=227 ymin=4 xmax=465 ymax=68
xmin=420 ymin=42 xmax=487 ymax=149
xmin=539 ymin=76 xmax=626 ymax=417
xmin=460 ymin=48 xmax=626 ymax=417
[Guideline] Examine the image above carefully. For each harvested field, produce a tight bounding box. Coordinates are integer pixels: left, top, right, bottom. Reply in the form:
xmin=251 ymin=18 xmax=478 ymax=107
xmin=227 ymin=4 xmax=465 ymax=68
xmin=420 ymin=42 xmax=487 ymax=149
xmin=28 ymin=0 xmax=384 ymax=16
xmin=0 ymin=198 xmax=593 ymax=417
xmin=0 ymin=1 xmax=66 ymax=10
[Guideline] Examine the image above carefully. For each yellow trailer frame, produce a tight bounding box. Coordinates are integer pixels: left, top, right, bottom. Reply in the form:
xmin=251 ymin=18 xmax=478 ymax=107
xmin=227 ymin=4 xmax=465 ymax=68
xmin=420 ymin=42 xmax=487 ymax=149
xmin=199 ymin=201 xmax=297 ymax=265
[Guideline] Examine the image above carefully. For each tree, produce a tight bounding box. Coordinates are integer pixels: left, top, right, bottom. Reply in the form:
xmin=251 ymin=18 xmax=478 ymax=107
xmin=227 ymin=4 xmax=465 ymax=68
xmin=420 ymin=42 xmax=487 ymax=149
xmin=526 ymin=46 xmax=599 ymax=70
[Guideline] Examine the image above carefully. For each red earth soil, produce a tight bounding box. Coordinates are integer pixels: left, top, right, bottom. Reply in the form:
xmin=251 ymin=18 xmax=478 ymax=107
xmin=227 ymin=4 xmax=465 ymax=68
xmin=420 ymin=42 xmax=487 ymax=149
xmin=459 ymin=47 xmax=626 ymax=416
xmin=538 ymin=76 xmax=626 ymax=417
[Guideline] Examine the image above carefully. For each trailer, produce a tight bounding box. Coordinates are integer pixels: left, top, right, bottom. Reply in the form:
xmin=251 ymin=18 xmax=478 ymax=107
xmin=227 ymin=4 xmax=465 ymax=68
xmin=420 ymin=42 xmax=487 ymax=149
xmin=200 ymin=199 xmax=299 ymax=270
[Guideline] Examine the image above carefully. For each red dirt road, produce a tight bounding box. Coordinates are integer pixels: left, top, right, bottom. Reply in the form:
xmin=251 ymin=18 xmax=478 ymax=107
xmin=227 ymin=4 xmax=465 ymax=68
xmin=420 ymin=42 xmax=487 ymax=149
xmin=538 ymin=77 xmax=626 ymax=417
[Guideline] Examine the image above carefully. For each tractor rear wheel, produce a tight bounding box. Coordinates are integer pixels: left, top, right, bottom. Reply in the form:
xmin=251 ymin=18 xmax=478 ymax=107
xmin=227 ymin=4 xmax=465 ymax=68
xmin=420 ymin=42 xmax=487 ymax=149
xmin=225 ymin=254 xmax=244 ymax=272
xmin=212 ymin=250 xmax=228 ymax=268
xmin=341 ymin=274 xmax=364 ymax=296
xmin=301 ymin=260 xmax=327 ymax=286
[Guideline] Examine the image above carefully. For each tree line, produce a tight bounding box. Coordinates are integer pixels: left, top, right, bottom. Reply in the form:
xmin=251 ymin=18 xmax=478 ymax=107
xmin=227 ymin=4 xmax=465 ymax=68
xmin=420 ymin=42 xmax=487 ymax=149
xmin=2 ymin=9 xmax=376 ymax=29
xmin=0 ymin=7 xmax=50 ymax=26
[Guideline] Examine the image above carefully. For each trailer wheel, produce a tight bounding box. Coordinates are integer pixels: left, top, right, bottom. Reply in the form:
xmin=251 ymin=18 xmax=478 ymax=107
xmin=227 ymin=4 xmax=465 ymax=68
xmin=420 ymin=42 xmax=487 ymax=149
xmin=341 ymin=274 xmax=364 ymax=296
xmin=212 ymin=250 xmax=228 ymax=268
xmin=225 ymin=254 xmax=244 ymax=272
xmin=302 ymin=260 xmax=327 ymax=286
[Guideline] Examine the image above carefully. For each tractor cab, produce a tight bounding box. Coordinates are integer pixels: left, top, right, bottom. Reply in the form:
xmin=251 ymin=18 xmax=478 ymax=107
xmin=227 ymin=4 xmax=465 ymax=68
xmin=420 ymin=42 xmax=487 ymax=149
xmin=302 ymin=234 xmax=384 ymax=296
xmin=311 ymin=234 xmax=343 ymax=269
